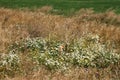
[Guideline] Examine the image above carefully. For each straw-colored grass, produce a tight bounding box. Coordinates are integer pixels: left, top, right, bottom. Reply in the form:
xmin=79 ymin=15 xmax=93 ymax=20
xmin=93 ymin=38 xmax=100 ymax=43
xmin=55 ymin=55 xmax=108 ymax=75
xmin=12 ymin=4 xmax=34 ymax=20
xmin=0 ymin=8 xmax=120 ymax=80
xmin=0 ymin=8 xmax=120 ymax=52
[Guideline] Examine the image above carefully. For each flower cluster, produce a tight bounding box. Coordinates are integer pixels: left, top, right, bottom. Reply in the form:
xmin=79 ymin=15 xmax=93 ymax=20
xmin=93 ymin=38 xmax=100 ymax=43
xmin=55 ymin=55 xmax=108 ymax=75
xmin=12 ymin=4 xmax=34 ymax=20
xmin=67 ymin=33 xmax=120 ymax=67
xmin=1 ymin=34 xmax=120 ymax=73
xmin=0 ymin=51 xmax=20 ymax=77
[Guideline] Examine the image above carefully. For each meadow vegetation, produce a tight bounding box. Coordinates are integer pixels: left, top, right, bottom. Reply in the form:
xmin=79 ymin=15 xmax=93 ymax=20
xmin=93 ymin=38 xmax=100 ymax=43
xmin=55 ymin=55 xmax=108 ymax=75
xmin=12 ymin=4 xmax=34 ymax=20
xmin=0 ymin=8 xmax=120 ymax=80
xmin=0 ymin=0 xmax=120 ymax=15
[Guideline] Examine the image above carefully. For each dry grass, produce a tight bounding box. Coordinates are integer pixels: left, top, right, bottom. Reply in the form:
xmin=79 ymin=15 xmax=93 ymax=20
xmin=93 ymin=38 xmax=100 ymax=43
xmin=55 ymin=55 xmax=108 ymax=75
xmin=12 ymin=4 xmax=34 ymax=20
xmin=0 ymin=8 xmax=120 ymax=80
xmin=4 ymin=65 xmax=120 ymax=80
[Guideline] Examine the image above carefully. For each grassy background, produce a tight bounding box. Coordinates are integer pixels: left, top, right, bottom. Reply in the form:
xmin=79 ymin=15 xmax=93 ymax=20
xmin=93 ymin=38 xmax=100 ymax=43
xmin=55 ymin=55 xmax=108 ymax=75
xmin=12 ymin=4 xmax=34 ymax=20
xmin=0 ymin=8 xmax=120 ymax=79
xmin=0 ymin=0 xmax=120 ymax=15
xmin=0 ymin=1 xmax=120 ymax=79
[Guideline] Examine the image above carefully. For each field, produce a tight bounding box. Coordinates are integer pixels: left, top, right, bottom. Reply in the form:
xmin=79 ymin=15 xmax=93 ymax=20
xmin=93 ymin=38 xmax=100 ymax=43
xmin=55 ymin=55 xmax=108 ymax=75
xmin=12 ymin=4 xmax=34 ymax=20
xmin=0 ymin=0 xmax=120 ymax=80
xmin=0 ymin=0 xmax=120 ymax=15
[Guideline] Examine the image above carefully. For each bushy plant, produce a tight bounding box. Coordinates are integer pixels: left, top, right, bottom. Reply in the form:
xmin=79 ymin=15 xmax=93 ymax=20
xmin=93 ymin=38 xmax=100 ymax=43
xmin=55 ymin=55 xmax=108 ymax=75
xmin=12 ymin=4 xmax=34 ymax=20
xmin=0 ymin=50 xmax=21 ymax=78
xmin=67 ymin=33 xmax=120 ymax=68
xmin=1 ymin=33 xmax=120 ymax=78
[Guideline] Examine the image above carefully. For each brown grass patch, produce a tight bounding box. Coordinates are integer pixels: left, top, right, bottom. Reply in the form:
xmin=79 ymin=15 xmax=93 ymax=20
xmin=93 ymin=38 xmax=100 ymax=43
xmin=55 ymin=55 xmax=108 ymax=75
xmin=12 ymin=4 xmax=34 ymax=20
xmin=0 ymin=8 xmax=120 ymax=80
xmin=0 ymin=8 xmax=120 ymax=52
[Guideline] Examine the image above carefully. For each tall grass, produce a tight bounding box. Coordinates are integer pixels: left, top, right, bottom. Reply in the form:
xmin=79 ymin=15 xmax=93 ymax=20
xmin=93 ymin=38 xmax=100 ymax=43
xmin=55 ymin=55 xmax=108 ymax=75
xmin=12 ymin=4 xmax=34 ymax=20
xmin=0 ymin=8 xmax=120 ymax=51
xmin=0 ymin=8 xmax=120 ymax=80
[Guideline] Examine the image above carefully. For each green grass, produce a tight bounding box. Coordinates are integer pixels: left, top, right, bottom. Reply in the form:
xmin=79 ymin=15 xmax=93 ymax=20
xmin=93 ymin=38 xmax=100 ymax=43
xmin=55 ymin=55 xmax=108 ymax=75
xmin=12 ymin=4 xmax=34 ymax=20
xmin=0 ymin=0 xmax=120 ymax=14
xmin=0 ymin=0 xmax=120 ymax=15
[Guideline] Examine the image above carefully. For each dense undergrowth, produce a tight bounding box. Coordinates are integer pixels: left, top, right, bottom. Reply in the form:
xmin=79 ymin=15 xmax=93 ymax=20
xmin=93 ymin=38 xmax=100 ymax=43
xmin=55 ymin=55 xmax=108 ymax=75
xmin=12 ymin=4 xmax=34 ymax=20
xmin=0 ymin=33 xmax=120 ymax=79
xmin=0 ymin=8 xmax=120 ymax=80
